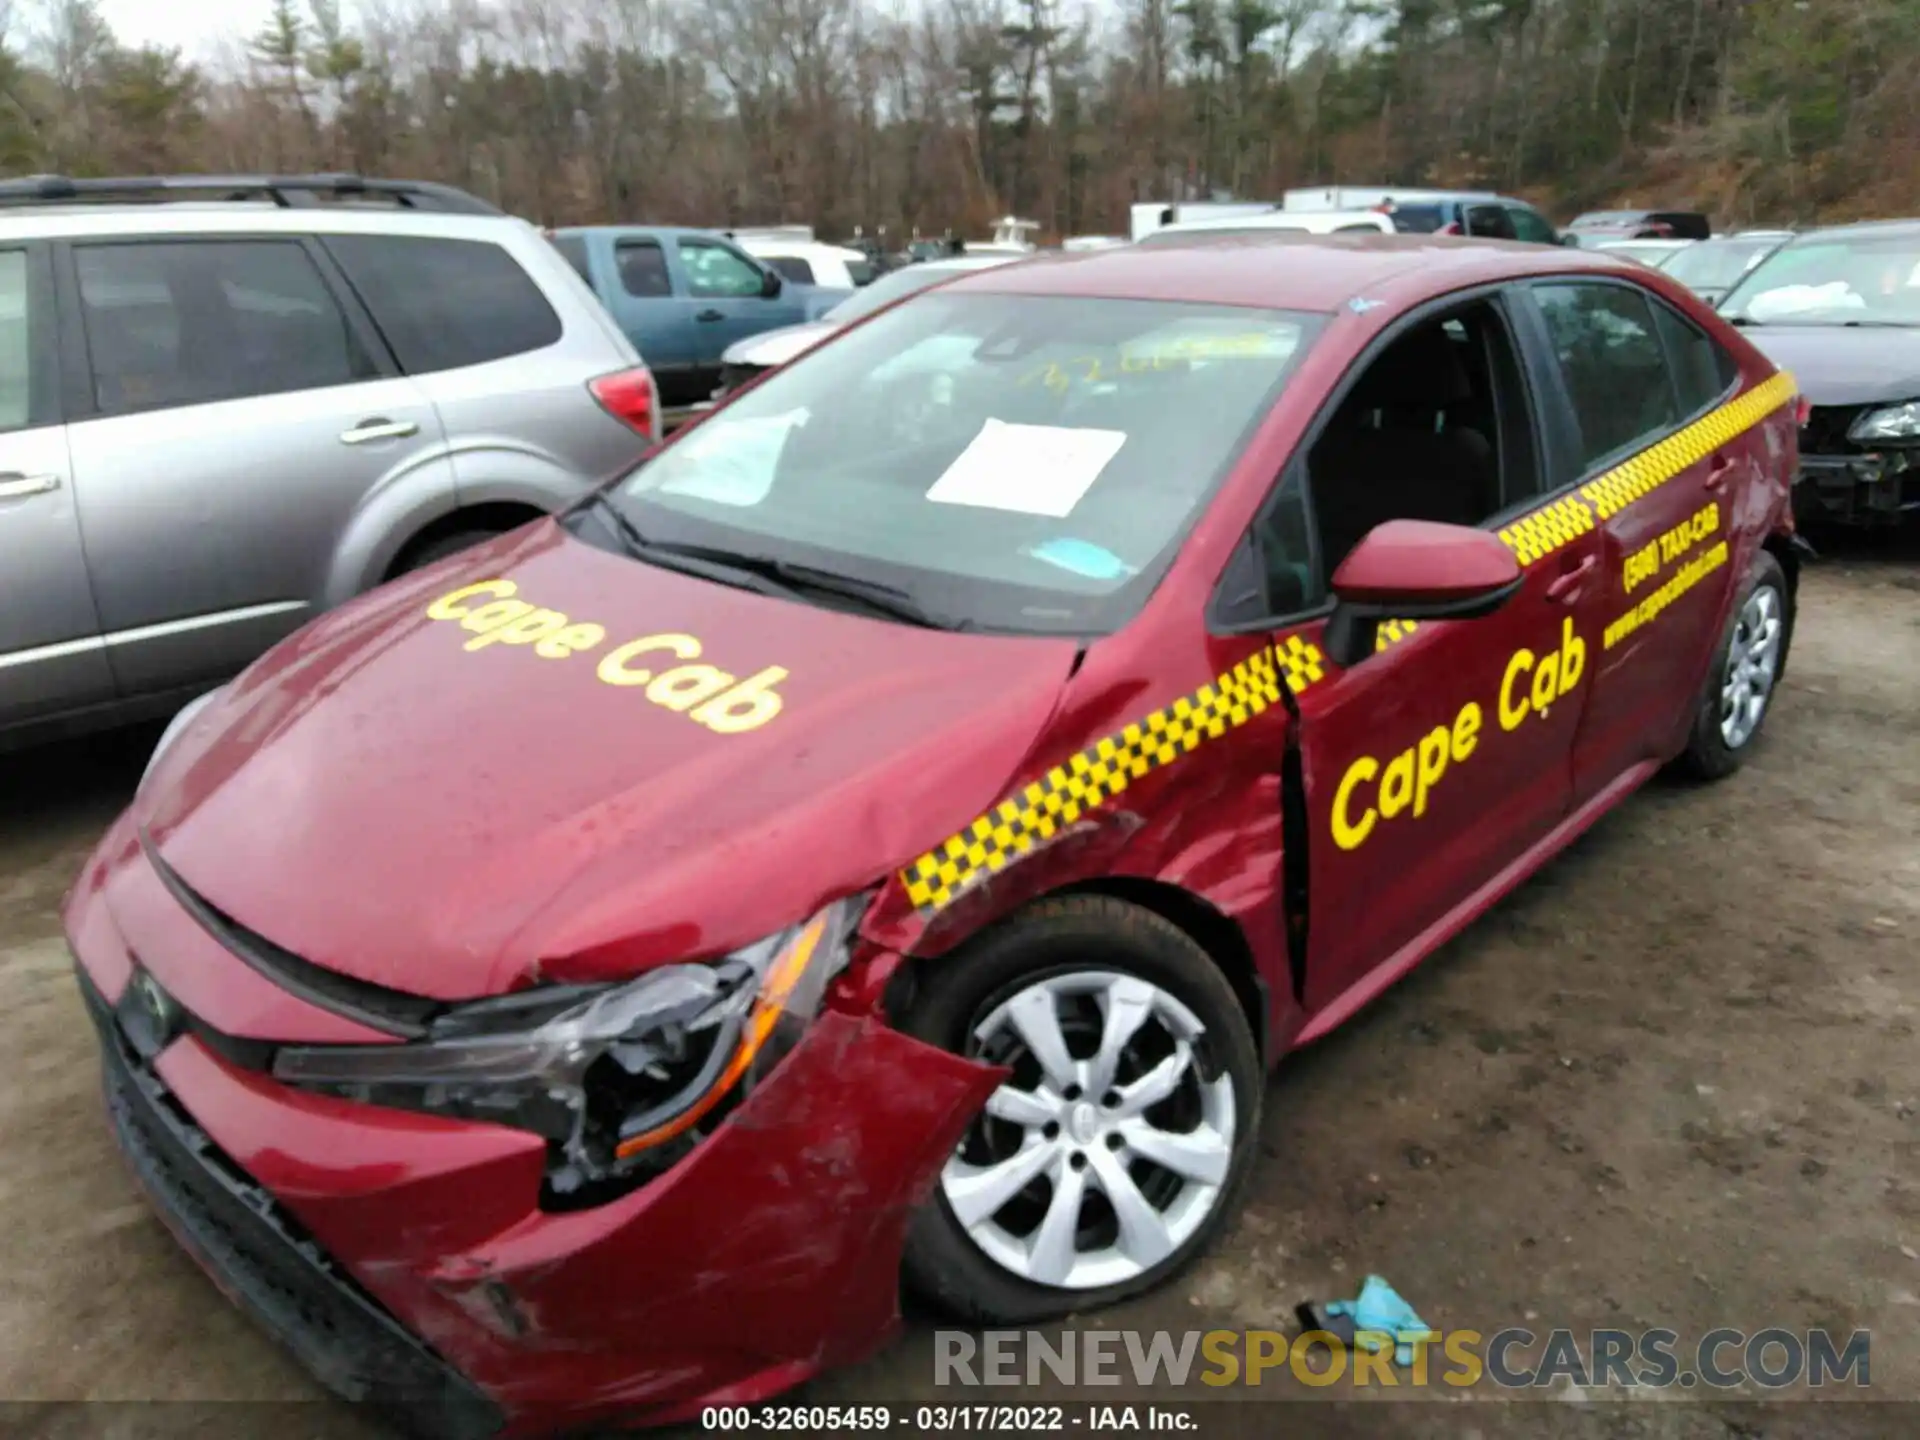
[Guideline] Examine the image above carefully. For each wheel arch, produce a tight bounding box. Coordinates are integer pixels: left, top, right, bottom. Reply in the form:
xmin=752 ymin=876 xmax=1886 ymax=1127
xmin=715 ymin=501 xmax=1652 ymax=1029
xmin=382 ymin=501 xmax=551 ymax=582
xmin=1761 ymin=530 xmax=1802 ymax=678
xmin=1053 ymin=877 xmax=1272 ymax=1064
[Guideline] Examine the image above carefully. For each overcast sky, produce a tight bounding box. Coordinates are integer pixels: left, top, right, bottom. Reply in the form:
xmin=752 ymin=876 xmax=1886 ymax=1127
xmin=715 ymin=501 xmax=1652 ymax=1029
xmin=94 ymin=0 xmax=357 ymax=60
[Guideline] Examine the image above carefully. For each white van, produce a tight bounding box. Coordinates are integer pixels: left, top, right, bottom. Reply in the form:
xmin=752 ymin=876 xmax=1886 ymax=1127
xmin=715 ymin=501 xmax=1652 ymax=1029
xmin=1138 ymin=210 xmax=1395 ymax=244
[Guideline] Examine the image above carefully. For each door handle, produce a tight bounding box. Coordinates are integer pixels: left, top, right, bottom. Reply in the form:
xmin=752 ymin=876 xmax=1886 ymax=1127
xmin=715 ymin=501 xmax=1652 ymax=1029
xmin=1704 ymin=451 xmax=1735 ymax=491
xmin=340 ymin=418 xmax=419 ymax=445
xmin=0 ymin=471 xmax=60 ymax=499
xmin=1545 ymin=553 xmax=1599 ymax=604
xmin=694 ymin=309 xmax=725 ymax=322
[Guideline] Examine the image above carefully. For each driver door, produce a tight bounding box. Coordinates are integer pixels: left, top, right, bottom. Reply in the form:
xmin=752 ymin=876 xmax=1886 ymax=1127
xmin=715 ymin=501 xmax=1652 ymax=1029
xmin=672 ymin=237 xmax=786 ymax=381
xmin=1270 ymin=295 xmax=1598 ymax=1016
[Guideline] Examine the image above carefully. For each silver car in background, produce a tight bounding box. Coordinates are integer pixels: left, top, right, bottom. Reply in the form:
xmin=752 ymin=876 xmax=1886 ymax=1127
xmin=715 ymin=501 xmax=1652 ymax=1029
xmin=0 ymin=174 xmax=655 ymax=750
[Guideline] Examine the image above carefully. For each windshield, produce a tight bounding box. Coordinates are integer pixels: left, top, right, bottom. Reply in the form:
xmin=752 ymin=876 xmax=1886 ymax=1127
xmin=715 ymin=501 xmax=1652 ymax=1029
xmin=823 ymin=263 xmax=1000 ymax=325
xmin=1663 ymin=238 xmax=1781 ymax=293
xmin=604 ymin=292 xmax=1324 ymax=634
xmin=1720 ymin=231 xmax=1920 ymax=324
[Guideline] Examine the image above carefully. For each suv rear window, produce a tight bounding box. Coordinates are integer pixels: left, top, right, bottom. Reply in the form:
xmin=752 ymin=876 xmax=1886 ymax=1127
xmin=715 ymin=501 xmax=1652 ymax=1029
xmin=550 ymin=234 xmax=593 ymax=285
xmin=324 ymin=235 xmax=561 ymax=374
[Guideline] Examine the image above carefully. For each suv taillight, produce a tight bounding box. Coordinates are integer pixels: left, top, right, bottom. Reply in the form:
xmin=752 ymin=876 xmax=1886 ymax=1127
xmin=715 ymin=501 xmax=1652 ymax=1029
xmin=590 ymin=367 xmax=657 ymax=439
xmin=1440 ymin=221 xmax=1463 ymax=236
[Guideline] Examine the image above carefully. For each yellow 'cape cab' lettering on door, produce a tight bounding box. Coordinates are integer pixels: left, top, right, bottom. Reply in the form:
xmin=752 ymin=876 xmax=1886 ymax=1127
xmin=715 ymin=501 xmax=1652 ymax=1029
xmin=423 ymin=579 xmax=789 ymax=735
xmin=1333 ymin=618 xmax=1585 ymax=852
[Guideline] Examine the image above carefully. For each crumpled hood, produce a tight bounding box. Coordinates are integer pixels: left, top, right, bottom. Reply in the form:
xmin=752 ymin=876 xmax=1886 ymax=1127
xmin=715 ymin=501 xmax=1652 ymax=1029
xmin=1743 ymin=325 xmax=1920 ymax=407
xmin=137 ymin=522 xmax=1076 ymax=1001
xmin=723 ymin=319 xmax=841 ymax=369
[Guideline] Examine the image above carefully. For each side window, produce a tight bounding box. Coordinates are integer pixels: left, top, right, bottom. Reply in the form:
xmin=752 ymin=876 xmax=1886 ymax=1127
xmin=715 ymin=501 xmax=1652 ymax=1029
xmin=1508 ymin=206 xmax=1558 ymax=246
xmin=323 ymin=235 xmax=562 ymax=375
xmin=550 ymin=234 xmax=593 ymax=286
xmin=76 ymin=240 xmax=371 ymax=417
xmin=1466 ymin=205 xmax=1517 ymax=240
xmin=679 ymin=239 xmax=767 ymax=298
xmin=1650 ymin=300 xmax=1737 ymax=416
xmin=1534 ymin=283 xmax=1681 ymax=470
xmin=0 ymin=250 xmax=34 ymax=431
xmin=764 ymin=255 xmax=815 ymax=285
xmin=615 ymin=240 xmax=672 ymax=298
xmin=1300 ymin=298 xmax=1540 ymax=581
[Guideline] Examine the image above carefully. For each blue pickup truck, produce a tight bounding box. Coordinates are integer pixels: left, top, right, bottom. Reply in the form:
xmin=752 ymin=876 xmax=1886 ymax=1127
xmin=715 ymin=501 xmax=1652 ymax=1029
xmin=549 ymin=226 xmax=848 ymax=407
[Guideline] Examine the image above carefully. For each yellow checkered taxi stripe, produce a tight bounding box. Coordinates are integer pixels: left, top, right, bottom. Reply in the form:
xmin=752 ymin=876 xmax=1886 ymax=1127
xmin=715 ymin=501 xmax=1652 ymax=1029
xmin=897 ymin=370 xmax=1798 ymax=912
xmin=899 ymin=640 xmax=1321 ymax=912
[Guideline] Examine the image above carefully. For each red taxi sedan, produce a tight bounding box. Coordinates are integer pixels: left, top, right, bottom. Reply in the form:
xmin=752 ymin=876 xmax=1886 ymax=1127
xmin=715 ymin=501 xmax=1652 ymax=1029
xmin=66 ymin=234 xmax=1802 ymax=1434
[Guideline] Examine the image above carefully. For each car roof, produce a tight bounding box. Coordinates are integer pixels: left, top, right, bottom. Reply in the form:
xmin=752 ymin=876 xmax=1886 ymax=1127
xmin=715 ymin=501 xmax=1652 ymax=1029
xmin=1796 ymin=218 xmax=1920 ymax=240
xmin=948 ymin=232 xmax=1645 ymax=313
xmin=0 ymin=204 xmax=538 ymax=242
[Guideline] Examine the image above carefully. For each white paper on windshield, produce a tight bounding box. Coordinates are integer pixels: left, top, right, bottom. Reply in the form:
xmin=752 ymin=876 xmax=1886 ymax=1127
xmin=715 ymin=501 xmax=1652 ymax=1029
xmin=654 ymin=409 xmax=808 ymax=507
xmin=1744 ymin=282 xmax=1864 ymax=322
xmin=925 ymin=419 xmax=1128 ymax=518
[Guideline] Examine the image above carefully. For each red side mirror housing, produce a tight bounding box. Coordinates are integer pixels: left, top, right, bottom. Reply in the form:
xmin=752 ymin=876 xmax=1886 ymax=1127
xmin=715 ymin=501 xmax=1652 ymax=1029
xmin=1323 ymin=520 xmax=1524 ymax=665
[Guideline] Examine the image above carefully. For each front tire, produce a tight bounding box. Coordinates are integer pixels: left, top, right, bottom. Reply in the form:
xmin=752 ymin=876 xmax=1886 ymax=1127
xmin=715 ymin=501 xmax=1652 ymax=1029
xmin=900 ymin=896 xmax=1262 ymax=1324
xmin=1677 ymin=550 xmax=1791 ymax=780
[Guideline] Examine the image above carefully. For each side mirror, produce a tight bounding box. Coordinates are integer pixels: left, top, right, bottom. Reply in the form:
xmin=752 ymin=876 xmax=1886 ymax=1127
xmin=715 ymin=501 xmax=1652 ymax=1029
xmin=1560 ymin=233 xmax=1582 ymax=247
xmin=760 ymin=268 xmax=783 ymax=298
xmin=1321 ymin=520 xmax=1523 ymax=667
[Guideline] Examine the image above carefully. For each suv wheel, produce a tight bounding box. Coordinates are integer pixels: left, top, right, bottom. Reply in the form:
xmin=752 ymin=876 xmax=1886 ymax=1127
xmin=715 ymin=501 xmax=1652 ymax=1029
xmin=392 ymin=529 xmax=503 ymax=577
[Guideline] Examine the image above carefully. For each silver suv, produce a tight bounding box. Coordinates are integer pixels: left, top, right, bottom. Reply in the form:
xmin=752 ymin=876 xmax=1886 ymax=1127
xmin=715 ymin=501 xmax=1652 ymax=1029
xmin=0 ymin=174 xmax=654 ymax=750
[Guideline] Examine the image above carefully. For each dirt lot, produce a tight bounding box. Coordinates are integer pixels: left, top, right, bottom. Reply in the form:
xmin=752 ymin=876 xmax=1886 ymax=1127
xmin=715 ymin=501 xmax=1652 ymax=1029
xmin=2 ymin=536 xmax=1916 ymax=1438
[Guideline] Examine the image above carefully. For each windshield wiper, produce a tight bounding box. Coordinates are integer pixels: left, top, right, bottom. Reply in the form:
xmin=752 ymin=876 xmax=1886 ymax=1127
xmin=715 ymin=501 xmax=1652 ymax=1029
xmin=577 ymin=494 xmax=805 ymax=603
xmin=1841 ymin=318 xmax=1917 ymax=328
xmin=770 ymin=561 xmax=971 ymax=631
xmin=575 ymin=495 xmax=965 ymax=629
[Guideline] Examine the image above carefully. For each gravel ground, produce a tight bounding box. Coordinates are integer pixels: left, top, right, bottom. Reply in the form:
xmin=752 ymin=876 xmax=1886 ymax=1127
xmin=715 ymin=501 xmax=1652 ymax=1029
xmin=1 ymin=534 xmax=1915 ymax=1438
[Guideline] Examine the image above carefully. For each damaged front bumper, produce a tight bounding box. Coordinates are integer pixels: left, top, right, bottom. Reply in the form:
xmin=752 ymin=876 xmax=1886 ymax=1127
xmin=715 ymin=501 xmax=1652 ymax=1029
xmin=1794 ymin=449 xmax=1920 ymax=525
xmin=70 ymin=876 xmax=1001 ymax=1436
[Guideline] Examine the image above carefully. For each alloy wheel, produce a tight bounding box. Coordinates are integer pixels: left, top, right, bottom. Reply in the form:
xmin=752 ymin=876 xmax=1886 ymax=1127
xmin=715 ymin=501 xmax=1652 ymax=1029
xmin=939 ymin=969 xmax=1236 ymax=1291
xmin=1720 ymin=585 xmax=1783 ymax=750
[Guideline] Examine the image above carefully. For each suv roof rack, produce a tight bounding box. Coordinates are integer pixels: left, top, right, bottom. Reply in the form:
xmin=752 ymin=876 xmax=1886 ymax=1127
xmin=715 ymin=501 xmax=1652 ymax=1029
xmin=0 ymin=173 xmax=502 ymax=215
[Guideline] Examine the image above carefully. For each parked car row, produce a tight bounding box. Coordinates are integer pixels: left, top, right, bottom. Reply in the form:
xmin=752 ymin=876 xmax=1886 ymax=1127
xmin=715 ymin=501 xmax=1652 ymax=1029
xmin=68 ymin=195 xmax=1810 ymax=1438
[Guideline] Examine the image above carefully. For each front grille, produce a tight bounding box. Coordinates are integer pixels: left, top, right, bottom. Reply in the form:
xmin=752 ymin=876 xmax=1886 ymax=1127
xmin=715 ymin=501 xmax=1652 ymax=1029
xmin=1801 ymin=403 xmax=1869 ymax=455
xmin=81 ymin=971 xmax=503 ymax=1440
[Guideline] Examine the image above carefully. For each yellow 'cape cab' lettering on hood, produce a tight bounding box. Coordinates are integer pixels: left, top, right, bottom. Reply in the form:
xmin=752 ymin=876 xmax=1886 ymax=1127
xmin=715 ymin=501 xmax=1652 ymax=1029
xmin=424 ymin=580 xmax=789 ymax=734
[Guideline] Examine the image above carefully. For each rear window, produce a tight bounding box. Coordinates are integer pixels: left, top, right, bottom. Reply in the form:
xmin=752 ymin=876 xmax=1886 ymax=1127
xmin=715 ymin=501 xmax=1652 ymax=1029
xmin=323 ymin=235 xmax=562 ymax=374
xmin=1386 ymin=205 xmax=1446 ymax=234
xmin=550 ymin=234 xmax=593 ymax=285
xmin=610 ymin=293 xmax=1324 ymax=635
xmin=765 ymin=255 xmax=816 ymax=285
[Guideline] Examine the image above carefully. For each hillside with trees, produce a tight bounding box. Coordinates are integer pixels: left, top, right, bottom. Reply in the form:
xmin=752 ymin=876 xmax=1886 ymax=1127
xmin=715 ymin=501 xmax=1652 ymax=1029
xmin=2 ymin=0 xmax=1916 ymax=237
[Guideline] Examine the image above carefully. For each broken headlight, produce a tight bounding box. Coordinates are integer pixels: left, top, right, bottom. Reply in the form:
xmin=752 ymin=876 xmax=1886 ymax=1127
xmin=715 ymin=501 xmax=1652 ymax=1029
xmin=272 ymin=894 xmax=867 ymax=1201
xmin=1849 ymin=400 xmax=1920 ymax=443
